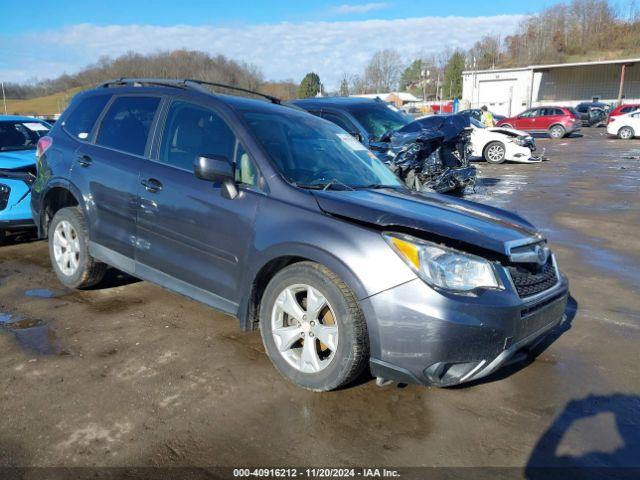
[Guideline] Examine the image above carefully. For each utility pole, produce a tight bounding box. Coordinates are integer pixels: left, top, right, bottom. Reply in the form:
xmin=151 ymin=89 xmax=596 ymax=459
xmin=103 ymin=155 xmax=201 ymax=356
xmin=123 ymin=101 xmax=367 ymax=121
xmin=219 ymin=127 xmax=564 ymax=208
xmin=1 ymin=81 xmax=7 ymax=115
xmin=618 ymin=63 xmax=629 ymax=105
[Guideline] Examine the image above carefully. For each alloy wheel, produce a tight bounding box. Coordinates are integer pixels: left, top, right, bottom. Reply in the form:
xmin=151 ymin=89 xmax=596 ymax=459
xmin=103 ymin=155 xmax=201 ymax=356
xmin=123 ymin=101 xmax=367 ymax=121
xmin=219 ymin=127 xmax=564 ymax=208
xmin=52 ymin=220 xmax=80 ymax=276
xmin=550 ymin=126 xmax=565 ymax=138
xmin=620 ymin=127 xmax=633 ymax=139
xmin=270 ymin=284 xmax=339 ymax=374
xmin=486 ymin=144 xmax=505 ymax=162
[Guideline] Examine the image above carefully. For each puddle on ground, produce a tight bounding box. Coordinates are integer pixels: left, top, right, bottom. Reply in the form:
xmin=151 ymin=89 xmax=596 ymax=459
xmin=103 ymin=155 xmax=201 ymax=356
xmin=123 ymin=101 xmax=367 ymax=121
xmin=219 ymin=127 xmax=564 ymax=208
xmin=25 ymin=288 xmax=63 ymax=298
xmin=0 ymin=312 xmax=68 ymax=355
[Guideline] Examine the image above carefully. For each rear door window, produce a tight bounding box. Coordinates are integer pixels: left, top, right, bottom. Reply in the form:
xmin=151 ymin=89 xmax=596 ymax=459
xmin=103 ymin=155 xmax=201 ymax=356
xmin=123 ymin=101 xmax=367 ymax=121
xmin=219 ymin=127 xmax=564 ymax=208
xmin=63 ymin=95 xmax=111 ymax=140
xmin=96 ymin=96 xmax=160 ymax=156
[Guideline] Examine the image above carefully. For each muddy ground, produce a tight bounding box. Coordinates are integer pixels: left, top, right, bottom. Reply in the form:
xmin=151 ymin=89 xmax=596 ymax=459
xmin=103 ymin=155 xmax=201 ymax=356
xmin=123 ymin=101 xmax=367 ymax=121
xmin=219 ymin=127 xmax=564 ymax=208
xmin=0 ymin=128 xmax=638 ymax=475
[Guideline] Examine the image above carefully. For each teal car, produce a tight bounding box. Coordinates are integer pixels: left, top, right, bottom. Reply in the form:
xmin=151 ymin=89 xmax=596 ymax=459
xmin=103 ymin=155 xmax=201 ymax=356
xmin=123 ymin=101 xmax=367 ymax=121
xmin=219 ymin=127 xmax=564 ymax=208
xmin=0 ymin=115 xmax=51 ymax=242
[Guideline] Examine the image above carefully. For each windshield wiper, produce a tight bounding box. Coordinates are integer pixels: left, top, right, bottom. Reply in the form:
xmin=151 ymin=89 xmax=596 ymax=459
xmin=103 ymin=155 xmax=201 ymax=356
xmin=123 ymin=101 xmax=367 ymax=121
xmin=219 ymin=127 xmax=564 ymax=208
xmin=0 ymin=146 xmax=35 ymax=152
xmin=353 ymin=183 xmax=402 ymax=190
xmin=322 ymin=179 xmax=354 ymax=191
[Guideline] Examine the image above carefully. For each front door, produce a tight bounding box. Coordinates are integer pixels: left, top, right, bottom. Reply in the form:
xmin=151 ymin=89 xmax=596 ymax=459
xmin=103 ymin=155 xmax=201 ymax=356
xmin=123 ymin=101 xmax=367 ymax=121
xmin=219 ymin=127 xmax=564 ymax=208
xmin=135 ymin=100 xmax=263 ymax=313
xmin=515 ymin=108 xmax=539 ymax=131
xmin=72 ymin=95 xmax=161 ymax=261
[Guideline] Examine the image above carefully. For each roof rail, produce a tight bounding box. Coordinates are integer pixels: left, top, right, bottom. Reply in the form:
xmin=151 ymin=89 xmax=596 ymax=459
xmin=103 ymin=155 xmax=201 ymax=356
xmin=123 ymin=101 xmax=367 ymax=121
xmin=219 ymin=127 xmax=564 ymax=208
xmin=100 ymin=78 xmax=189 ymax=89
xmin=99 ymin=77 xmax=281 ymax=104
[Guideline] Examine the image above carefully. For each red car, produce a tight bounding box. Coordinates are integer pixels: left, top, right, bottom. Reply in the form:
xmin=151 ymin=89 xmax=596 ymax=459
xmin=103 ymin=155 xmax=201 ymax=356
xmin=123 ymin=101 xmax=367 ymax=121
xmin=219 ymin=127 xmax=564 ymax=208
xmin=608 ymin=104 xmax=640 ymax=124
xmin=496 ymin=106 xmax=581 ymax=138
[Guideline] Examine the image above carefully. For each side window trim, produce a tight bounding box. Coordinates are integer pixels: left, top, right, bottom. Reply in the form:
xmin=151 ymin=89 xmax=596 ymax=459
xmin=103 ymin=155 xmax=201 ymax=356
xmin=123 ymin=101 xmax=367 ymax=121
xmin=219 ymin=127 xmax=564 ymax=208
xmin=92 ymin=94 xmax=164 ymax=158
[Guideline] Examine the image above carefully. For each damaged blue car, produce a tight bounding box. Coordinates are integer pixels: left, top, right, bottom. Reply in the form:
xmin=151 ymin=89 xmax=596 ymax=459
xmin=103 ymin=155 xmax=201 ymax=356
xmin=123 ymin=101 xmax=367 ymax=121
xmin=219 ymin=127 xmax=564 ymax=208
xmin=0 ymin=115 xmax=51 ymax=242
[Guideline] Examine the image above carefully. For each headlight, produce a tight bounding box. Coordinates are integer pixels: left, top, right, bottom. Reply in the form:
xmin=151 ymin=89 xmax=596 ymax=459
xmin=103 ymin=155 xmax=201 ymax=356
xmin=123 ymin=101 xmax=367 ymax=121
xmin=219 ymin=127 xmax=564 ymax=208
xmin=514 ymin=136 xmax=527 ymax=146
xmin=383 ymin=233 xmax=503 ymax=292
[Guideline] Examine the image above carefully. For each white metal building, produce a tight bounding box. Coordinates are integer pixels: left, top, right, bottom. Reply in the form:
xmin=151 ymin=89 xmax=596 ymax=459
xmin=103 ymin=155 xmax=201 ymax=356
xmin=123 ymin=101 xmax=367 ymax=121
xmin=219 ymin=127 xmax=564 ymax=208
xmin=462 ymin=58 xmax=640 ymax=116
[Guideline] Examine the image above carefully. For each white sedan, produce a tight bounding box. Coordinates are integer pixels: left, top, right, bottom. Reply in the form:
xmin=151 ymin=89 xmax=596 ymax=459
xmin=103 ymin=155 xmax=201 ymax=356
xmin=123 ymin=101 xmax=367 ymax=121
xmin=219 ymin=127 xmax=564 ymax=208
xmin=607 ymin=111 xmax=640 ymax=139
xmin=468 ymin=119 xmax=541 ymax=164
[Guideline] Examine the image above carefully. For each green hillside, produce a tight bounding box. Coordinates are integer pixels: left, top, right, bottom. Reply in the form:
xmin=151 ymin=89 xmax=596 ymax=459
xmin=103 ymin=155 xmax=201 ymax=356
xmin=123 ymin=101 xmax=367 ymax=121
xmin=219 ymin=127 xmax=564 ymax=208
xmin=3 ymin=87 xmax=84 ymax=116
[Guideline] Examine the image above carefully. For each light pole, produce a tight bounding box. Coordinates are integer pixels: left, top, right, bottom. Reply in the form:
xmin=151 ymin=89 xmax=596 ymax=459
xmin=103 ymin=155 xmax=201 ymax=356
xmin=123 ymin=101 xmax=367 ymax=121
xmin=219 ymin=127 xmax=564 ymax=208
xmin=1 ymin=81 xmax=7 ymax=115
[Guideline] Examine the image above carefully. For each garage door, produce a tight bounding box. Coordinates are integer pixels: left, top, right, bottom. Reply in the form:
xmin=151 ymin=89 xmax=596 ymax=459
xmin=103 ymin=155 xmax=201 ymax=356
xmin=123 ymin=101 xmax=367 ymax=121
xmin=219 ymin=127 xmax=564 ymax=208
xmin=478 ymin=79 xmax=517 ymax=116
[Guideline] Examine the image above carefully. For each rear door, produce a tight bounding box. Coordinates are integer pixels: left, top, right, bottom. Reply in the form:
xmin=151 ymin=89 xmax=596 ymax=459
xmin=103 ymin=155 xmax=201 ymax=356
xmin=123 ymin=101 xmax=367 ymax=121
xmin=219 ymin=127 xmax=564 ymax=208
xmin=135 ymin=98 xmax=262 ymax=311
xmin=72 ymin=95 xmax=162 ymax=263
xmin=537 ymin=107 xmax=557 ymax=130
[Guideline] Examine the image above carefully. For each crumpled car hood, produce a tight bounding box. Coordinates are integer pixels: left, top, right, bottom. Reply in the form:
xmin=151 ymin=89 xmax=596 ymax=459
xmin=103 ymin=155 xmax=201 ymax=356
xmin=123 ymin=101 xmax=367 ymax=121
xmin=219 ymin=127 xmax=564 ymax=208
xmin=488 ymin=126 xmax=530 ymax=137
xmin=0 ymin=149 xmax=37 ymax=170
xmin=312 ymin=188 xmax=540 ymax=256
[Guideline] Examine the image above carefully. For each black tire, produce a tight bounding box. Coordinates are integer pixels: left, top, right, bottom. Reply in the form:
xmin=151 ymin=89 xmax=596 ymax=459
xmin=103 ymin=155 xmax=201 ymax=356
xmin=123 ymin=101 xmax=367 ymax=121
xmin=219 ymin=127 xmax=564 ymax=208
xmin=48 ymin=207 xmax=106 ymax=289
xmin=483 ymin=141 xmax=506 ymax=164
xmin=618 ymin=126 xmax=635 ymax=140
xmin=259 ymin=261 xmax=369 ymax=391
xmin=549 ymin=124 xmax=566 ymax=139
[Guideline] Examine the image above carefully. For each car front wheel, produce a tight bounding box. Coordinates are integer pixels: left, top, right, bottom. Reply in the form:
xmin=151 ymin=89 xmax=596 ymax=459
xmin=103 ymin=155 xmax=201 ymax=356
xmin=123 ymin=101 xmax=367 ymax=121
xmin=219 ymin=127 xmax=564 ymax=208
xmin=484 ymin=141 xmax=506 ymax=164
xmin=48 ymin=207 xmax=107 ymax=289
xmin=618 ymin=126 xmax=635 ymax=140
xmin=259 ymin=261 xmax=369 ymax=391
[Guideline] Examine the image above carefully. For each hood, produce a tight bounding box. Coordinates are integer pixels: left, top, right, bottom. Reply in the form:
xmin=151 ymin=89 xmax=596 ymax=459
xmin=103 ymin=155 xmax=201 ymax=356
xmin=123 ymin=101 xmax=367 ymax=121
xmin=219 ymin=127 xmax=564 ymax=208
xmin=488 ymin=126 xmax=530 ymax=137
xmin=312 ymin=188 xmax=541 ymax=256
xmin=0 ymin=149 xmax=37 ymax=170
xmin=398 ymin=114 xmax=470 ymax=142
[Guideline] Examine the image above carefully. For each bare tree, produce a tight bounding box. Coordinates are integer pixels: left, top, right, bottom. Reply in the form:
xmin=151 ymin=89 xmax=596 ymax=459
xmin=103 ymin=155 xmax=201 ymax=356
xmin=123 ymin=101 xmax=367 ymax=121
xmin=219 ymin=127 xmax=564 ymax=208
xmin=363 ymin=49 xmax=404 ymax=93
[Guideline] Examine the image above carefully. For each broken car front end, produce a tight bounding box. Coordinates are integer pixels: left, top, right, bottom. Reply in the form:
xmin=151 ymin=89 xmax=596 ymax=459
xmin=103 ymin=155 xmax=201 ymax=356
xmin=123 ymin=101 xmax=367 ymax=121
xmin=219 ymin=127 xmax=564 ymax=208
xmin=375 ymin=114 xmax=477 ymax=194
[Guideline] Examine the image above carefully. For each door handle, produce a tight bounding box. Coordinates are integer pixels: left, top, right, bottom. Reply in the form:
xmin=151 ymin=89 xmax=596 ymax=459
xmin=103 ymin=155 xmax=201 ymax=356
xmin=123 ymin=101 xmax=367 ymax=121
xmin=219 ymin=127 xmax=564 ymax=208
xmin=141 ymin=178 xmax=163 ymax=193
xmin=76 ymin=154 xmax=92 ymax=167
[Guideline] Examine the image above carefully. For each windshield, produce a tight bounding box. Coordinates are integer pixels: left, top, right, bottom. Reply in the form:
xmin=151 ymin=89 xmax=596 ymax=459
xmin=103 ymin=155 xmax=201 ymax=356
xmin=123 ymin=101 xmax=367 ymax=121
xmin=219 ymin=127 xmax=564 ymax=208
xmin=470 ymin=118 xmax=485 ymax=129
xmin=242 ymin=108 xmax=403 ymax=190
xmin=0 ymin=120 xmax=50 ymax=151
xmin=346 ymin=103 xmax=412 ymax=139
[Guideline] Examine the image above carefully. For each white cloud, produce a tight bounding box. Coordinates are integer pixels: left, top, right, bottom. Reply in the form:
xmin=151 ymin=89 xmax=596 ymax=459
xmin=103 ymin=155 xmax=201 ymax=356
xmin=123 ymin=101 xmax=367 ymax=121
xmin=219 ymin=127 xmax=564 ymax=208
xmin=331 ymin=3 xmax=390 ymax=14
xmin=0 ymin=15 xmax=525 ymax=89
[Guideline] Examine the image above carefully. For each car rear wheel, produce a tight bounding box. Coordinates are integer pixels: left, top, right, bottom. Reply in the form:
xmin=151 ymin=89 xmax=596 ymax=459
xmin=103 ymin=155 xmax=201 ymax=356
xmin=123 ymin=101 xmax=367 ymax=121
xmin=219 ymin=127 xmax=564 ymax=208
xmin=484 ymin=141 xmax=506 ymax=164
xmin=48 ymin=207 xmax=107 ymax=289
xmin=549 ymin=125 xmax=566 ymax=138
xmin=501 ymin=124 xmax=513 ymax=129
xmin=259 ymin=261 xmax=369 ymax=391
xmin=618 ymin=126 xmax=635 ymax=140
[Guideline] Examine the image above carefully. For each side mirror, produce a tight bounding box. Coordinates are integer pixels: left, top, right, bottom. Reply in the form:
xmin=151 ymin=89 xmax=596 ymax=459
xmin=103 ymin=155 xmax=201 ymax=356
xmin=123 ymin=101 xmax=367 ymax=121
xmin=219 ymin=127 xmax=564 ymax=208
xmin=194 ymin=155 xmax=238 ymax=199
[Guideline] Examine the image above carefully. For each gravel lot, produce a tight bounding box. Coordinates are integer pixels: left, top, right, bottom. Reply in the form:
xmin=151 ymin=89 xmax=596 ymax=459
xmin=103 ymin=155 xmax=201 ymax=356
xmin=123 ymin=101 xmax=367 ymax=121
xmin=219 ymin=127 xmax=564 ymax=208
xmin=0 ymin=128 xmax=638 ymax=474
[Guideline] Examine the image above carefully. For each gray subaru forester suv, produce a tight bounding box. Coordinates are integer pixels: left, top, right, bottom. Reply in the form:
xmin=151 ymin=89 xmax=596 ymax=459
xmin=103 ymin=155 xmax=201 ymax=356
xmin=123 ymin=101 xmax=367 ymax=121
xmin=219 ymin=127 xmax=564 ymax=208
xmin=31 ymin=78 xmax=569 ymax=391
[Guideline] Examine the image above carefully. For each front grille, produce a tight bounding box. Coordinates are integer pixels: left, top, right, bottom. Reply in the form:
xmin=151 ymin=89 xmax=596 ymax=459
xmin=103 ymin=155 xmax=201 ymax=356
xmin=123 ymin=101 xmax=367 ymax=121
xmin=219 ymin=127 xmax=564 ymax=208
xmin=507 ymin=258 xmax=558 ymax=298
xmin=0 ymin=184 xmax=10 ymax=211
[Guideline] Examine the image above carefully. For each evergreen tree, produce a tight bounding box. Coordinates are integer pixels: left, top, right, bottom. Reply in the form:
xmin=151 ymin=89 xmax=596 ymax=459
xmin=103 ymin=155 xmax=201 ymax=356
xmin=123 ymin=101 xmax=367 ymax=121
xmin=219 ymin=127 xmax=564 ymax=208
xmin=297 ymin=72 xmax=321 ymax=98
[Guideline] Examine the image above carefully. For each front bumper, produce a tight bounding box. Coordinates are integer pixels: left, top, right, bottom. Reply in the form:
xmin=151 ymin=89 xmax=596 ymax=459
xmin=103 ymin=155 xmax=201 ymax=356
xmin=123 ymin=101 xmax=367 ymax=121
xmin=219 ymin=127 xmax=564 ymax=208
xmin=361 ymin=270 xmax=569 ymax=387
xmin=0 ymin=178 xmax=35 ymax=231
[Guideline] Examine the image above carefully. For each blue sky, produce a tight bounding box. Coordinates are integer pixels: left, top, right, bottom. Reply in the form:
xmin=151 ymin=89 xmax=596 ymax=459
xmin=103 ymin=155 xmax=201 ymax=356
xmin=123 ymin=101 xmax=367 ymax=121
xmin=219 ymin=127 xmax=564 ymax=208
xmin=0 ymin=0 xmax=557 ymax=87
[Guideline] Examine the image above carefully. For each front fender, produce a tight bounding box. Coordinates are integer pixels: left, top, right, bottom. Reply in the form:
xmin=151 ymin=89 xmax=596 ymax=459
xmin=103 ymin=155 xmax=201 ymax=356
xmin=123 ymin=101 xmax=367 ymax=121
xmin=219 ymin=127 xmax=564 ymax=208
xmin=237 ymin=198 xmax=416 ymax=334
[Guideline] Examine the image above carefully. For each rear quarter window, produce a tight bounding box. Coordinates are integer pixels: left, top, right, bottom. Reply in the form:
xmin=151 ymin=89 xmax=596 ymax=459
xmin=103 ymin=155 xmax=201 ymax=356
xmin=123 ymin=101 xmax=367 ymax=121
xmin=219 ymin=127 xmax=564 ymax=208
xmin=63 ymin=94 xmax=111 ymax=140
xmin=96 ymin=96 xmax=161 ymax=157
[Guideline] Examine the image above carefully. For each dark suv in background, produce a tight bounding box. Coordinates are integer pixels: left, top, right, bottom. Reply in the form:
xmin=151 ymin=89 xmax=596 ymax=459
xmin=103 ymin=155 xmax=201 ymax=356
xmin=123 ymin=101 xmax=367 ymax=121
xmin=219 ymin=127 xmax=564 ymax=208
xmin=32 ymin=79 xmax=569 ymax=391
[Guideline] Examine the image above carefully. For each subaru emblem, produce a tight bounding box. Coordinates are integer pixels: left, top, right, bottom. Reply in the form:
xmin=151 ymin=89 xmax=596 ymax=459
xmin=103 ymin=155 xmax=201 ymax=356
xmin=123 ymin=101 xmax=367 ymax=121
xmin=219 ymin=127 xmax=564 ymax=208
xmin=535 ymin=245 xmax=548 ymax=265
